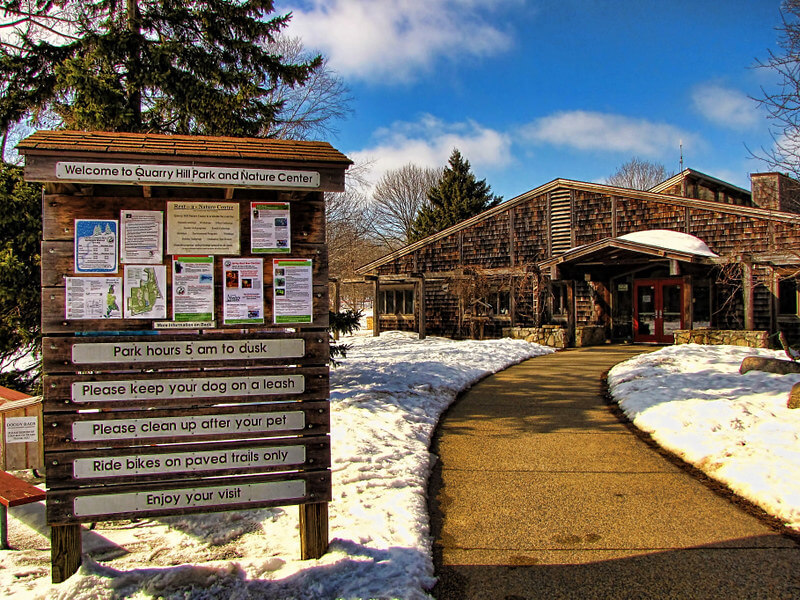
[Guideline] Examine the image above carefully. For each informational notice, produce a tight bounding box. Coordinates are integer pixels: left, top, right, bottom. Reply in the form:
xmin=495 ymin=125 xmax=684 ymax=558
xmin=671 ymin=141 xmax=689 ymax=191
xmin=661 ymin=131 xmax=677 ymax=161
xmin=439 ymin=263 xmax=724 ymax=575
xmin=251 ymin=202 xmax=291 ymax=253
xmin=167 ymin=202 xmax=239 ymax=255
xmin=273 ymin=259 xmax=313 ymax=324
xmin=173 ymin=256 xmax=214 ymax=321
xmin=71 ymin=338 xmax=305 ymax=364
xmin=71 ymin=374 xmax=305 ymax=403
xmin=74 ymin=219 xmax=118 ymax=273
xmin=120 ymin=210 xmax=163 ymax=264
xmin=4 ymin=416 xmax=38 ymax=443
xmin=73 ymin=479 xmax=307 ymax=517
xmin=65 ymin=277 xmax=122 ymax=319
xmin=73 ymin=444 xmax=306 ymax=478
xmin=124 ymin=265 xmax=167 ymax=319
xmin=223 ymin=258 xmax=264 ymax=324
xmin=71 ymin=410 xmax=305 ymax=441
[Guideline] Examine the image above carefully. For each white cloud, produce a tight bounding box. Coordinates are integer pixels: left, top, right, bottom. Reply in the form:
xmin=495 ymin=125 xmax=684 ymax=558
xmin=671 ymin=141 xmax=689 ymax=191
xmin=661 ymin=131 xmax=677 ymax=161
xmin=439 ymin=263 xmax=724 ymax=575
xmin=347 ymin=115 xmax=512 ymax=191
xmin=691 ymin=83 xmax=760 ymax=130
xmin=279 ymin=0 xmax=515 ymax=82
xmin=520 ymin=110 xmax=697 ymax=157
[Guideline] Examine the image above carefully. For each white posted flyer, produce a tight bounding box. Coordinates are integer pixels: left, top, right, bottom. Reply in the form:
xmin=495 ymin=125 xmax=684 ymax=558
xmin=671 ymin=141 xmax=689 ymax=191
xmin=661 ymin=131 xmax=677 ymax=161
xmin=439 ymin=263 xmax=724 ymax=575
xmin=65 ymin=277 xmax=122 ymax=319
xmin=273 ymin=259 xmax=313 ymax=324
xmin=172 ymin=256 xmax=214 ymax=321
xmin=251 ymin=202 xmax=291 ymax=253
xmin=223 ymin=258 xmax=264 ymax=324
xmin=74 ymin=219 xmax=118 ymax=273
xmin=120 ymin=210 xmax=163 ymax=264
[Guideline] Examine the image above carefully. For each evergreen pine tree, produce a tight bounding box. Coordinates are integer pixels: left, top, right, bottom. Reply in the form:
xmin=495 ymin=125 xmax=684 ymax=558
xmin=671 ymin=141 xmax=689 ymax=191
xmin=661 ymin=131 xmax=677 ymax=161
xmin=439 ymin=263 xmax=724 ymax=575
xmin=411 ymin=149 xmax=501 ymax=241
xmin=0 ymin=0 xmax=323 ymax=136
xmin=0 ymin=1 xmax=351 ymax=389
xmin=0 ymin=163 xmax=41 ymax=392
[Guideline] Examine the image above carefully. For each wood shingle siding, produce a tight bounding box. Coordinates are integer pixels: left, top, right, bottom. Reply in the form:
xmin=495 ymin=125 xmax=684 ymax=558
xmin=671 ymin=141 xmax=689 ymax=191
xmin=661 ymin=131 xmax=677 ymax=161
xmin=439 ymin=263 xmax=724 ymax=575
xmin=358 ymin=171 xmax=800 ymax=344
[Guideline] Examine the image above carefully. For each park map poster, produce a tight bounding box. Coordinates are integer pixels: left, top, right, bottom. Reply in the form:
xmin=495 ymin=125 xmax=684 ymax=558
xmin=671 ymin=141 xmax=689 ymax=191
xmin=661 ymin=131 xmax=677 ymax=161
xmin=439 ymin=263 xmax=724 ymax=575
xmin=124 ymin=265 xmax=167 ymax=319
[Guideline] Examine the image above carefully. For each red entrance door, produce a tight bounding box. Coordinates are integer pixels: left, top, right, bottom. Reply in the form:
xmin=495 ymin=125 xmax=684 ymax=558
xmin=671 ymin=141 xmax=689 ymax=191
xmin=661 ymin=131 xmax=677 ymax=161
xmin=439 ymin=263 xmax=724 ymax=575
xmin=633 ymin=279 xmax=684 ymax=343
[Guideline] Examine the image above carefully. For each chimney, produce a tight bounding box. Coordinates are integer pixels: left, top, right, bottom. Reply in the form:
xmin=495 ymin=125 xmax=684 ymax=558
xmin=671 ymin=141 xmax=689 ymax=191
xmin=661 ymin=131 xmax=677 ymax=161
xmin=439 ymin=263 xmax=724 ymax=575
xmin=751 ymin=172 xmax=800 ymax=213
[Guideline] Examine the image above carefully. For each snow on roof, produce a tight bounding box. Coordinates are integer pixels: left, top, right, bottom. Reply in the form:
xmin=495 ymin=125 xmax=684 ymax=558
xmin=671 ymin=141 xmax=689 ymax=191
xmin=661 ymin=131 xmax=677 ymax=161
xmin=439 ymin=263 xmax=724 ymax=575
xmin=618 ymin=229 xmax=718 ymax=257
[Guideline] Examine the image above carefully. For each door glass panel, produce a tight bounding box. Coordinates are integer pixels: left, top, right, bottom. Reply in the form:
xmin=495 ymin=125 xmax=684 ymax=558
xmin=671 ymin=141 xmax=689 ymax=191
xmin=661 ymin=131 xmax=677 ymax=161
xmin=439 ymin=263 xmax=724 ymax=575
xmin=662 ymin=284 xmax=682 ymax=335
xmin=637 ymin=285 xmax=655 ymax=336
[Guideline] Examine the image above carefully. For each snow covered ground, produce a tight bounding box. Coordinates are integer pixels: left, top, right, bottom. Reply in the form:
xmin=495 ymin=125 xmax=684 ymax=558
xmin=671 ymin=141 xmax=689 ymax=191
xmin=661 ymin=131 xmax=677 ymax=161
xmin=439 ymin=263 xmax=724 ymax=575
xmin=4 ymin=336 xmax=799 ymax=599
xmin=1 ymin=332 xmax=552 ymax=600
xmin=608 ymin=343 xmax=800 ymax=532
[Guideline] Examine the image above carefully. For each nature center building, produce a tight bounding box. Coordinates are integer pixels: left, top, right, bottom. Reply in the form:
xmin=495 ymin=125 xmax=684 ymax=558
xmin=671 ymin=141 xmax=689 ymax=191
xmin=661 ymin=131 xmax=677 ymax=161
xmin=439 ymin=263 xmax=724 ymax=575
xmin=356 ymin=169 xmax=800 ymax=347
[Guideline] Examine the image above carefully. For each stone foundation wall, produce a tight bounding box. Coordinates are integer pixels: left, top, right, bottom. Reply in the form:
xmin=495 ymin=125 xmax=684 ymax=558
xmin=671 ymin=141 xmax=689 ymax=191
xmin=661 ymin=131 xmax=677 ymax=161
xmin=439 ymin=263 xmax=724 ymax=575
xmin=576 ymin=326 xmax=606 ymax=347
xmin=504 ymin=326 xmax=567 ymax=348
xmin=503 ymin=325 xmax=606 ymax=349
xmin=673 ymin=329 xmax=770 ymax=348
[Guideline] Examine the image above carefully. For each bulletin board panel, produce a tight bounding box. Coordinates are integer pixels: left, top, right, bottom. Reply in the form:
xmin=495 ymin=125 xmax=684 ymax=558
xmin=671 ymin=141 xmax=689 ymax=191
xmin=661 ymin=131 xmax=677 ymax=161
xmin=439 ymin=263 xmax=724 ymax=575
xmin=33 ymin=157 xmax=337 ymax=526
xmin=20 ymin=130 xmax=351 ymax=580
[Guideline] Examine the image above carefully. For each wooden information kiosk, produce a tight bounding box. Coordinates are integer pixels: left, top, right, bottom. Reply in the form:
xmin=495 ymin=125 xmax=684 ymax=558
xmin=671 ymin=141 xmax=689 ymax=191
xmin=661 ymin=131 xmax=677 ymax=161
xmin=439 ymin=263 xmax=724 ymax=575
xmin=18 ymin=131 xmax=351 ymax=583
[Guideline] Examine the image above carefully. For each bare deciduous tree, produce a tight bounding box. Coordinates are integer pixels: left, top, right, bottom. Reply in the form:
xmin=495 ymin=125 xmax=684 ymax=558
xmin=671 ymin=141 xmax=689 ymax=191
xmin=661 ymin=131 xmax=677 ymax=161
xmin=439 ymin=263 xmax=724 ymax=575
xmin=370 ymin=163 xmax=442 ymax=249
xmin=754 ymin=0 xmax=800 ymax=179
xmin=262 ymin=35 xmax=352 ymax=140
xmin=326 ymin=162 xmax=385 ymax=301
xmin=606 ymin=157 xmax=672 ymax=190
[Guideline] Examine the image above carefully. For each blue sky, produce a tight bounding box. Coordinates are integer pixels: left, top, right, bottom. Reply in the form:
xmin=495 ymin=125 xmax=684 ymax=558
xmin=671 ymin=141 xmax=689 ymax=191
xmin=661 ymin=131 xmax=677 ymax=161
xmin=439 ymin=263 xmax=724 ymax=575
xmin=277 ymin=0 xmax=784 ymax=200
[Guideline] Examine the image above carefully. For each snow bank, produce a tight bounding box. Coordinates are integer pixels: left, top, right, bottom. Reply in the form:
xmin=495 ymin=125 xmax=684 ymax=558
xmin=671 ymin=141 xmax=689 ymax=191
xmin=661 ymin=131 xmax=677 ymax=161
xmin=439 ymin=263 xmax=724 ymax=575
xmin=608 ymin=343 xmax=800 ymax=530
xmin=2 ymin=332 xmax=551 ymax=600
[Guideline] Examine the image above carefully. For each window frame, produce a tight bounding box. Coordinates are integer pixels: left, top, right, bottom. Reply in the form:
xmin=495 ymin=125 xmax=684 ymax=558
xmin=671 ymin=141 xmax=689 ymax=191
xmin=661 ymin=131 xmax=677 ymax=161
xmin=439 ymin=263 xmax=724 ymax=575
xmin=378 ymin=287 xmax=415 ymax=316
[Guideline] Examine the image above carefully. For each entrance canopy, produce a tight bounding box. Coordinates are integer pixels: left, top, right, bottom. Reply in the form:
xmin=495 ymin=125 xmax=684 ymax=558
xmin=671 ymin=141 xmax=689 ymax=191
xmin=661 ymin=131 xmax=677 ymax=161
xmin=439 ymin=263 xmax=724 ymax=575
xmin=539 ymin=230 xmax=719 ymax=278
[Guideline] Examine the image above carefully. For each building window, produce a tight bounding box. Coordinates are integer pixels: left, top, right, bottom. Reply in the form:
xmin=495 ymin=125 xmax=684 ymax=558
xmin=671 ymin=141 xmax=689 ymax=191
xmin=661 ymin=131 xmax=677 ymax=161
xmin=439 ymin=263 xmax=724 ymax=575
xmin=474 ymin=290 xmax=512 ymax=317
xmin=779 ymin=278 xmax=799 ymax=316
xmin=379 ymin=288 xmax=414 ymax=315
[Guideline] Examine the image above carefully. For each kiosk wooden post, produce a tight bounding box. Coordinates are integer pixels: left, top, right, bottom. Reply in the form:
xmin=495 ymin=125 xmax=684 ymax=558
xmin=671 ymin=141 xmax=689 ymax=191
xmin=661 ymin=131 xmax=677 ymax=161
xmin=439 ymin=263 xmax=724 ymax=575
xmin=18 ymin=131 xmax=351 ymax=583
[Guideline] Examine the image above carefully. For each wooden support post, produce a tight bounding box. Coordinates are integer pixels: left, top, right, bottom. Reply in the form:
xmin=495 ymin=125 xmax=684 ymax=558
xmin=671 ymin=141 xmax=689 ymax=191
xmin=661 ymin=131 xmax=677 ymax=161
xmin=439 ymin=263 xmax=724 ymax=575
xmin=743 ymin=262 xmax=754 ymax=330
xmin=417 ymin=275 xmax=426 ymax=340
xmin=611 ymin=196 xmax=618 ymax=238
xmin=332 ymin=279 xmax=341 ymax=341
xmin=51 ymin=523 xmax=81 ymax=583
xmin=508 ymin=207 xmax=516 ymax=268
xmin=299 ymin=502 xmax=329 ymax=560
xmin=683 ymin=275 xmax=693 ymax=330
xmin=0 ymin=505 xmax=7 ymax=550
xmin=566 ymin=280 xmax=576 ymax=347
xmin=372 ymin=277 xmax=381 ymax=337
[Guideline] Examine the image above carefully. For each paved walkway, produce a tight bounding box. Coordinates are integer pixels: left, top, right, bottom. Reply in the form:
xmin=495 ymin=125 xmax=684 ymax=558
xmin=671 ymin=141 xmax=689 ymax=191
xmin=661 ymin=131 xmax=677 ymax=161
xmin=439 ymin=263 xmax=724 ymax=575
xmin=429 ymin=346 xmax=800 ymax=599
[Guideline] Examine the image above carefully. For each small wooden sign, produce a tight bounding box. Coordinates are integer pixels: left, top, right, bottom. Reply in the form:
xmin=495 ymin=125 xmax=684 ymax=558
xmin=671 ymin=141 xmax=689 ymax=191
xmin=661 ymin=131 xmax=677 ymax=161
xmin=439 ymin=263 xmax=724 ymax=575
xmin=44 ymin=400 xmax=330 ymax=451
xmin=47 ymin=471 xmax=332 ymax=523
xmin=44 ymin=332 xmax=327 ymax=371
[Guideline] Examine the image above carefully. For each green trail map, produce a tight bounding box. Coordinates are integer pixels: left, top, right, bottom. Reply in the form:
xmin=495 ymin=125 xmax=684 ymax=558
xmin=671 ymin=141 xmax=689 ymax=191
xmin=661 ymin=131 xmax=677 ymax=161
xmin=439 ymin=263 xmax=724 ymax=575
xmin=128 ymin=267 xmax=163 ymax=315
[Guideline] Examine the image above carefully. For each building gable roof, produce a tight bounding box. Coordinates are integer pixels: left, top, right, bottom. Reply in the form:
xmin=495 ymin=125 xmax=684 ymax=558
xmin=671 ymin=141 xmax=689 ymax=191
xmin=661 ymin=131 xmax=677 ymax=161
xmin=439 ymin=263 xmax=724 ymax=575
xmin=648 ymin=168 xmax=751 ymax=197
xmin=357 ymin=177 xmax=800 ymax=274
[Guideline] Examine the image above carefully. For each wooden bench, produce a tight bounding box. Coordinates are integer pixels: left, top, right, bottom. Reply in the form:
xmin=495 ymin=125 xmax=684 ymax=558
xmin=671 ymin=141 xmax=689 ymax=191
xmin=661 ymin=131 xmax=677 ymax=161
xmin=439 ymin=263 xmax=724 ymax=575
xmin=0 ymin=470 xmax=46 ymax=549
